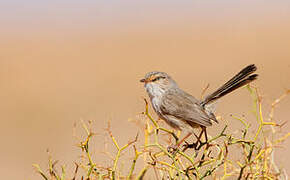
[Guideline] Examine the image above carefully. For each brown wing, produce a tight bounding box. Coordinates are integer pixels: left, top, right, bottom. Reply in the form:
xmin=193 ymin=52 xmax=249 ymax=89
xmin=160 ymin=89 xmax=213 ymax=127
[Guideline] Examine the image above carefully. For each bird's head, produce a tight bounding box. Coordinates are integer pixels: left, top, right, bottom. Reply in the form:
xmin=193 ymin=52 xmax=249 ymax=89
xmin=140 ymin=71 xmax=177 ymax=98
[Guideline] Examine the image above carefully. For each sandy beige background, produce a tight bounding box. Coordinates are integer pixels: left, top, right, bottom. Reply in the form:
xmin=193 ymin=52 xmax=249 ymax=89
xmin=0 ymin=1 xmax=290 ymax=179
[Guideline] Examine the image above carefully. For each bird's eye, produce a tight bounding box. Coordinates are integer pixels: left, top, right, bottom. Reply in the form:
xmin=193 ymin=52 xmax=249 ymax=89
xmin=152 ymin=76 xmax=165 ymax=82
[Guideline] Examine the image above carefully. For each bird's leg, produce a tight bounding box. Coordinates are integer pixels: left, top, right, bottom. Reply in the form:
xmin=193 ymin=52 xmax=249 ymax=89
xmin=195 ymin=128 xmax=205 ymax=145
xmin=182 ymin=128 xmax=204 ymax=151
xmin=167 ymin=133 xmax=192 ymax=153
xmin=195 ymin=126 xmax=211 ymax=150
xmin=177 ymin=133 xmax=192 ymax=147
xmin=203 ymin=127 xmax=208 ymax=142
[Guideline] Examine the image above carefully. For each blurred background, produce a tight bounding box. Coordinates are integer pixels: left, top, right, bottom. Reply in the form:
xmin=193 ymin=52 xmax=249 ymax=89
xmin=0 ymin=0 xmax=290 ymax=179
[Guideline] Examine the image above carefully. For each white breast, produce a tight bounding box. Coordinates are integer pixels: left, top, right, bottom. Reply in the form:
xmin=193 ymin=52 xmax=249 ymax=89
xmin=145 ymin=83 xmax=165 ymax=114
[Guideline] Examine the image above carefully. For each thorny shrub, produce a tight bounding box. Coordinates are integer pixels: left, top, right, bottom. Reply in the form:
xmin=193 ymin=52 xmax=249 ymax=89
xmin=34 ymin=86 xmax=290 ymax=179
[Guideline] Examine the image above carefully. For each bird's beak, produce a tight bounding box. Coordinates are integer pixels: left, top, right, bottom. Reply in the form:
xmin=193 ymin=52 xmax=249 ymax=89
xmin=140 ymin=78 xmax=146 ymax=83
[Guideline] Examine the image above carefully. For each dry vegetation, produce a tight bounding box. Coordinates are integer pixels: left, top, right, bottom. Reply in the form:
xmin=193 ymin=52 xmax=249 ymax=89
xmin=33 ymin=86 xmax=290 ymax=179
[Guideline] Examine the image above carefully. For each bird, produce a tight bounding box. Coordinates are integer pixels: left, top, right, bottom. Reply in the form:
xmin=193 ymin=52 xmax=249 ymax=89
xmin=140 ymin=64 xmax=258 ymax=150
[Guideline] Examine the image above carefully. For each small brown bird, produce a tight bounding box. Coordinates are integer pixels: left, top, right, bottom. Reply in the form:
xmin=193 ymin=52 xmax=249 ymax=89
xmin=140 ymin=64 xmax=258 ymax=148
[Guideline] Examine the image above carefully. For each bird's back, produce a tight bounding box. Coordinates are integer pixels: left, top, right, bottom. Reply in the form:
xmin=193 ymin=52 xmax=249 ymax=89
xmin=159 ymin=88 xmax=216 ymax=128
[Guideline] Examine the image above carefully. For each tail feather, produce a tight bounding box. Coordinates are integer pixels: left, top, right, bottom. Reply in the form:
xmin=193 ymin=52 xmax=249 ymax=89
xmin=201 ymin=64 xmax=258 ymax=106
xmin=210 ymin=64 xmax=257 ymax=97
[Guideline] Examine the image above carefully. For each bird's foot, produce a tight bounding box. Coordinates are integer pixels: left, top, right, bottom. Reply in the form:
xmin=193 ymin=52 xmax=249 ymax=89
xmin=196 ymin=141 xmax=214 ymax=151
xmin=167 ymin=144 xmax=179 ymax=154
xmin=182 ymin=141 xmax=198 ymax=151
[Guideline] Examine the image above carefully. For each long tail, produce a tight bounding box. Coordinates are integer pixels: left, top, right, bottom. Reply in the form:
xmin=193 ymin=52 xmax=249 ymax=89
xmin=200 ymin=64 xmax=258 ymax=107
